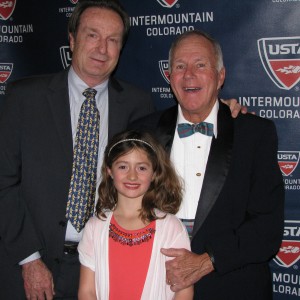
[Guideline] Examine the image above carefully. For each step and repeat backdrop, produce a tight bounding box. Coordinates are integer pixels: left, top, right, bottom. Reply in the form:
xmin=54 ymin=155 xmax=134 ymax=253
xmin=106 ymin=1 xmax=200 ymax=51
xmin=0 ymin=0 xmax=299 ymax=298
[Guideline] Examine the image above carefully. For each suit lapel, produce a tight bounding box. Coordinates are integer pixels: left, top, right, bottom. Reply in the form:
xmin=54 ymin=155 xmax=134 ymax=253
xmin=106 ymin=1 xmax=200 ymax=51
xmin=156 ymin=105 xmax=178 ymax=154
xmin=192 ymin=101 xmax=234 ymax=239
xmin=47 ymin=70 xmax=73 ymax=167
xmin=107 ymin=78 xmax=124 ymax=140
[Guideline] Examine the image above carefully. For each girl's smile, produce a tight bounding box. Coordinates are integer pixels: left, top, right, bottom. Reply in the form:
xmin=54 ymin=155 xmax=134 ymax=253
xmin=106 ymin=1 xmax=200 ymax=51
xmin=108 ymin=149 xmax=154 ymax=203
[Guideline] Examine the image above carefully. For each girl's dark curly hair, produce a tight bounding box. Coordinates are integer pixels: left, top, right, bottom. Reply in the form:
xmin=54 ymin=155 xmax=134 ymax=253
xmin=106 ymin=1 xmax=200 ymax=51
xmin=96 ymin=130 xmax=183 ymax=223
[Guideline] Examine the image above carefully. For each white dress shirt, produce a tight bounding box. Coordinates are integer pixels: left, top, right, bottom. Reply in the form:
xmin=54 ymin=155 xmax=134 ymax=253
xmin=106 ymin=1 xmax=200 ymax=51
xmin=171 ymin=101 xmax=218 ymax=220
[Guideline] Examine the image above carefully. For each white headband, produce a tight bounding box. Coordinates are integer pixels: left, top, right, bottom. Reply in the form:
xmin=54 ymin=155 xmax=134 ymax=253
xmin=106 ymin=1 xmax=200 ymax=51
xmin=107 ymin=138 xmax=156 ymax=157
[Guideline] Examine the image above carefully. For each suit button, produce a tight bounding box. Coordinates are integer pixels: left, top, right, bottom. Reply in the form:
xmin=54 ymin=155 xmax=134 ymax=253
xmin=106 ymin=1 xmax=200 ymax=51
xmin=54 ymin=258 xmax=60 ymax=264
xmin=196 ymin=173 xmax=201 ymax=176
xmin=59 ymin=221 xmax=66 ymax=227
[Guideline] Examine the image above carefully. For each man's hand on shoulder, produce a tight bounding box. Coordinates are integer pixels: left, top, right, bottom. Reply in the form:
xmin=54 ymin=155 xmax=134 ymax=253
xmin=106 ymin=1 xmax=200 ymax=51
xmin=22 ymin=258 xmax=54 ymax=300
xmin=221 ymin=98 xmax=248 ymax=118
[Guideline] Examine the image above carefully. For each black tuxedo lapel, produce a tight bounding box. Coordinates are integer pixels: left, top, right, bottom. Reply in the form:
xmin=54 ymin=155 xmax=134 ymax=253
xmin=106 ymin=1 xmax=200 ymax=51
xmin=154 ymin=103 xmax=233 ymax=238
xmin=47 ymin=70 xmax=73 ymax=167
xmin=156 ymin=105 xmax=178 ymax=154
xmin=192 ymin=101 xmax=234 ymax=239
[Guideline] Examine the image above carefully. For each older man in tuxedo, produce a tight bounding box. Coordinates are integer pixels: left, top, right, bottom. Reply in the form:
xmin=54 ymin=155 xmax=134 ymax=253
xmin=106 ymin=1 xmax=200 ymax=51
xmin=131 ymin=30 xmax=284 ymax=300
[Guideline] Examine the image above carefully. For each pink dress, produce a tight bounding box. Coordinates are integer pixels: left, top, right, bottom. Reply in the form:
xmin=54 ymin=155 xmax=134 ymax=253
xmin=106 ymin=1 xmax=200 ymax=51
xmin=109 ymin=216 xmax=155 ymax=300
xmin=78 ymin=210 xmax=191 ymax=299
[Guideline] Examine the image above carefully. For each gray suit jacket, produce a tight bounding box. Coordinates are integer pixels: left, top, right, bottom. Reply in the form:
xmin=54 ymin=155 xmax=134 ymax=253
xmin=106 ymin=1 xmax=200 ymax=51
xmin=0 ymin=68 xmax=154 ymax=298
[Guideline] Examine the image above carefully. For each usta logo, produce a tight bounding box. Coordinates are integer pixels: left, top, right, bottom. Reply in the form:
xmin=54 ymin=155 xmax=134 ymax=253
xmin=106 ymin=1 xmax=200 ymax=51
xmin=273 ymin=220 xmax=300 ymax=268
xmin=0 ymin=0 xmax=16 ymax=20
xmin=159 ymin=60 xmax=170 ymax=83
xmin=258 ymin=37 xmax=300 ymax=90
xmin=60 ymin=46 xmax=72 ymax=69
xmin=277 ymin=151 xmax=300 ymax=176
xmin=157 ymin=0 xmax=179 ymax=8
xmin=0 ymin=63 xmax=13 ymax=84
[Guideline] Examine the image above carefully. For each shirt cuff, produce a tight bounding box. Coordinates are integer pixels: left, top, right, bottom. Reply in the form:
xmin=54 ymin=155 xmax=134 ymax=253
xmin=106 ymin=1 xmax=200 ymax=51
xmin=19 ymin=252 xmax=41 ymax=265
xmin=205 ymin=246 xmax=217 ymax=271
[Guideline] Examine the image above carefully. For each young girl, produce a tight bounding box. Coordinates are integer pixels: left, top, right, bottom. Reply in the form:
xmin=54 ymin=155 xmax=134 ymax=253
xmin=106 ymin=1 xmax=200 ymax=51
xmin=78 ymin=130 xmax=193 ymax=299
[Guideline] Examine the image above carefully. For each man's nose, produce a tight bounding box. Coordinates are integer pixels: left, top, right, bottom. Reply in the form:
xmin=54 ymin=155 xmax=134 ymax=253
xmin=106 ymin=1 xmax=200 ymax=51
xmin=183 ymin=65 xmax=196 ymax=79
xmin=97 ymin=38 xmax=107 ymax=54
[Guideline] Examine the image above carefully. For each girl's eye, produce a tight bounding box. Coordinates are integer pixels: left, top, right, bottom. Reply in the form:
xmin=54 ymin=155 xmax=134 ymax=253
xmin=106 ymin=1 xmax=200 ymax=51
xmin=138 ymin=166 xmax=148 ymax=172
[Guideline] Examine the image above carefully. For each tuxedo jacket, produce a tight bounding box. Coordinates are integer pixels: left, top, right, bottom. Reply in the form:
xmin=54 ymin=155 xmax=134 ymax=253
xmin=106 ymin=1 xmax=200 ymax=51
xmin=0 ymin=69 xmax=154 ymax=298
xmin=130 ymin=101 xmax=284 ymax=300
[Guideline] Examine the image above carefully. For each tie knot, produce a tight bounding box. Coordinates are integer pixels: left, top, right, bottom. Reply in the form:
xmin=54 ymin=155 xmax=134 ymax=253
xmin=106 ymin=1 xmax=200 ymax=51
xmin=194 ymin=122 xmax=211 ymax=134
xmin=83 ymin=88 xmax=97 ymax=100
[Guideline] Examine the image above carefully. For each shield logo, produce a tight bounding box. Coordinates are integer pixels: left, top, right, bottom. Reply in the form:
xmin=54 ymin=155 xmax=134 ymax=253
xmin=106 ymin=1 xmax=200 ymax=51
xmin=274 ymin=240 xmax=300 ymax=268
xmin=0 ymin=0 xmax=16 ymax=20
xmin=0 ymin=63 xmax=13 ymax=83
xmin=69 ymin=0 xmax=78 ymax=4
xmin=159 ymin=60 xmax=170 ymax=83
xmin=60 ymin=46 xmax=72 ymax=69
xmin=277 ymin=151 xmax=300 ymax=176
xmin=157 ymin=0 xmax=179 ymax=8
xmin=258 ymin=37 xmax=300 ymax=90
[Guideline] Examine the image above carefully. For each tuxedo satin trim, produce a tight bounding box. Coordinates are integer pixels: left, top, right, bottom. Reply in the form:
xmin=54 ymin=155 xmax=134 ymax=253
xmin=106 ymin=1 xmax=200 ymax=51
xmin=156 ymin=105 xmax=178 ymax=154
xmin=152 ymin=102 xmax=233 ymax=237
xmin=192 ymin=102 xmax=234 ymax=239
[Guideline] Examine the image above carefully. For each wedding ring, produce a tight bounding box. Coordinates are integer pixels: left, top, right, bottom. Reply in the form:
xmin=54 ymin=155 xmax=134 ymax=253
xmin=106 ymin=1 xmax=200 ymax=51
xmin=167 ymin=279 xmax=177 ymax=286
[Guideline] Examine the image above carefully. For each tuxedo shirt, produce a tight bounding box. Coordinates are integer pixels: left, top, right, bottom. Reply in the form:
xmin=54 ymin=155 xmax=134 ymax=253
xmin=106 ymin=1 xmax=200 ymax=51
xmin=172 ymin=102 xmax=218 ymax=220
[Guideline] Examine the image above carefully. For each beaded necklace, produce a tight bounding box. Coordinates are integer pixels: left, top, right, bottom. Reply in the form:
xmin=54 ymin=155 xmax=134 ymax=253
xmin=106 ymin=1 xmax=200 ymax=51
xmin=109 ymin=220 xmax=156 ymax=247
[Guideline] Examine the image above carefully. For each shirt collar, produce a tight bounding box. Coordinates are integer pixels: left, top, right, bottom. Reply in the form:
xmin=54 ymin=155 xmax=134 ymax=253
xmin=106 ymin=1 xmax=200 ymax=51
xmin=68 ymin=66 xmax=109 ymax=101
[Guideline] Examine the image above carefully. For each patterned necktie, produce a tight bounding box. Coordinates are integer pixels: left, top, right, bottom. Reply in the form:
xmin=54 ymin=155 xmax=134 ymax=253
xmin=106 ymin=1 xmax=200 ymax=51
xmin=177 ymin=122 xmax=214 ymax=138
xmin=66 ymin=88 xmax=100 ymax=232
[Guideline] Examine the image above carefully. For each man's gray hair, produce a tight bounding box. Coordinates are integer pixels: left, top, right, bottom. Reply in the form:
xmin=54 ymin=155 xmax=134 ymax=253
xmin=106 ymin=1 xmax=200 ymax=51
xmin=168 ymin=29 xmax=224 ymax=73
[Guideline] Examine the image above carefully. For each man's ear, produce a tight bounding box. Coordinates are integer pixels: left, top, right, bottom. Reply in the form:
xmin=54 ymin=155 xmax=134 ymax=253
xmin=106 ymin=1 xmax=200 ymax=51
xmin=69 ymin=33 xmax=75 ymax=52
xmin=217 ymin=67 xmax=226 ymax=90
